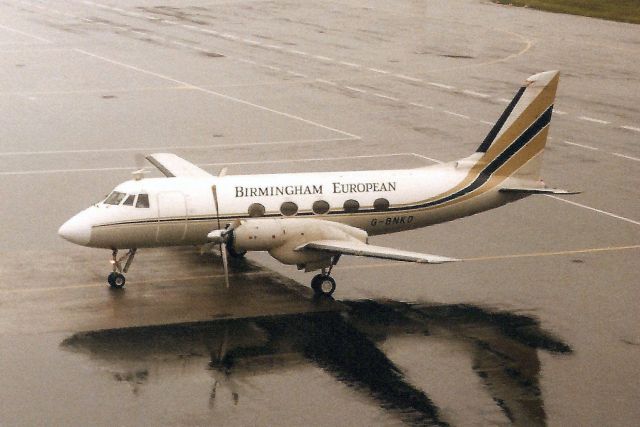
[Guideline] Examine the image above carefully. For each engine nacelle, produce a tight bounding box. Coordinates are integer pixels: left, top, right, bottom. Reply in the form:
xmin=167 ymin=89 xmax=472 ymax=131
xmin=232 ymin=218 xmax=368 ymax=269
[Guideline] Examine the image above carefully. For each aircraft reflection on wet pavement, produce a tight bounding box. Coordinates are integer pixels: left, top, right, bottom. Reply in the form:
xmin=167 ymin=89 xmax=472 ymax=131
xmin=63 ymin=301 xmax=571 ymax=426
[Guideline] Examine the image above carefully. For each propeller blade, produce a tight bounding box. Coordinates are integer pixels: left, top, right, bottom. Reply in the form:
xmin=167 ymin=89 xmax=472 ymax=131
xmin=221 ymin=242 xmax=230 ymax=289
xmin=211 ymin=185 xmax=222 ymax=232
xmin=212 ymin=184 xmax=230 ymax=289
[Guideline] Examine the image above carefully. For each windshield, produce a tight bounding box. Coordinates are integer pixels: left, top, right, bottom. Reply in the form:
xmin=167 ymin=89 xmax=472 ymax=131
xmin=104 ymin=191 xmax=126 ymax=205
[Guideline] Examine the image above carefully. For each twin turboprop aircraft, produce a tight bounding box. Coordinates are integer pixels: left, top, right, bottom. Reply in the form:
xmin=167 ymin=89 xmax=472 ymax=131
xmin=59 ymin=70 xmax=574 ymax=296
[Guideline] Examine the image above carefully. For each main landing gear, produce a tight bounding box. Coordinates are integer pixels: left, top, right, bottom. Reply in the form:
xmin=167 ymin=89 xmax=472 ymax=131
xmin=311 ymin=255 xmax=340 ymax=297
xmin=107 ymin=248 xmax=137 ymax=289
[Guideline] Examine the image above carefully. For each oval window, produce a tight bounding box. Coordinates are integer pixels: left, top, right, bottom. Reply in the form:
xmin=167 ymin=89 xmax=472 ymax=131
xmin=280 ymin=201 xmax=298 ymax=216
xmin=312 ymin=200 xmax=330 ymax=215
xmin=343 ymin=199 xmax=359 ymax=213
xmin=248 ymin=203 xmax=265 ymax=217
xmin=373 ymin=198 xmax=390 ymax=211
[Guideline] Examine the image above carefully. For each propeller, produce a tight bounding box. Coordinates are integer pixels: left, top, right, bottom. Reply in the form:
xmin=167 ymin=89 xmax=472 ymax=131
xmin=208 ymin=185 xmax=238 ymax=288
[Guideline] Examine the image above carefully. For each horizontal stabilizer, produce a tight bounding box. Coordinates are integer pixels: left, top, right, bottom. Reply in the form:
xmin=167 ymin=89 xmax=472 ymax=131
xmin=296 ymin=240 xmax=458 ymax=264
xmin=146 ymin=153 xmax=212 ymax=178
xmin=499 ymin=187 xmax=580 ymax=195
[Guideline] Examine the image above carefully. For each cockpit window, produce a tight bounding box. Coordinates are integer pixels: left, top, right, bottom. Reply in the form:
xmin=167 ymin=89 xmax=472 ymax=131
xmin=136 ymin=193 xmax=150 ymax=208
xmin=104 ymin=191 xmax=126 ymax=205
xmin=123 ymin=194 xmax=135 ymax=206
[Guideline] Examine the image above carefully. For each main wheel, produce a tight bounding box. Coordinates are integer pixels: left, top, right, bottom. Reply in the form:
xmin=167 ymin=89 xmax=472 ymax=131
xmin=107 ymin=272 xmax=126 ymax=289
xmin=311 ymin=274 xmax=336 ymax=297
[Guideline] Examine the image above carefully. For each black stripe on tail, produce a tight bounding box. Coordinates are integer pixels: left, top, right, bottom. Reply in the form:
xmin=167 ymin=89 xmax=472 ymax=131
xmin=476 ymin=86 xmax=526 ymax=153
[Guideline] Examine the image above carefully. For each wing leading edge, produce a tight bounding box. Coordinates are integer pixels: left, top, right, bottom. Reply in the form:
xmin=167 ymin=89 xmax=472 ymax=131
xmin=146 ymin=153 xmax=213 ymax=178
xmin=296 ymin=239 xmax=458 ymax=264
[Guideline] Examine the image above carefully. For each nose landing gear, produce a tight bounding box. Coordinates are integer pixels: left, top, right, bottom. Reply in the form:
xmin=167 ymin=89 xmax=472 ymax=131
xmin=107 ymin=248 xmax=137 ymax=289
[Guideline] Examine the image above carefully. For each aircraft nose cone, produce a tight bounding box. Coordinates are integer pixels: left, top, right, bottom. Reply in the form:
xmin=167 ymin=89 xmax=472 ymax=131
xmin=58 ymin=213 xmax=92 ymax=246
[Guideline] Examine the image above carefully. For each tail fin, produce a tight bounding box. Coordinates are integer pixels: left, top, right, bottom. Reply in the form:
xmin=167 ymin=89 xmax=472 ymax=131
xmin=474 ymin=70 xmax=559 ymax=184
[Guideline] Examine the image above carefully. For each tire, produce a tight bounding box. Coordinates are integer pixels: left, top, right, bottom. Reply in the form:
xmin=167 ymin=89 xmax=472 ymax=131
xmin=311 ymin=274 xmax=323 ymax=293
xmin=109 ymin=272 xmax=126 ymax=289
xmin=311 ymin=274 xmax=336 ymax=296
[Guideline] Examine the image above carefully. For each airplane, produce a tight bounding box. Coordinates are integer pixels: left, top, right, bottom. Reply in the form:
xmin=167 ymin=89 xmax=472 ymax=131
xmin=58 ymin=70 xmax=575 ymax=297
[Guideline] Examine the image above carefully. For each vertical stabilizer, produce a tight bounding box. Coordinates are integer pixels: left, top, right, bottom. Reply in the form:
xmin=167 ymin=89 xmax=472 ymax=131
xmin=474 ymin=70 xmax=559 ymax=183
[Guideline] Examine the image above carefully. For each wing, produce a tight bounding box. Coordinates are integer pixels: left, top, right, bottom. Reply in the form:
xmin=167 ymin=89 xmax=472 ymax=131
xmin=146 ymin=153 xmax=213 ymax=178
xmin=296 ymin=239 xmax=458 ymax=264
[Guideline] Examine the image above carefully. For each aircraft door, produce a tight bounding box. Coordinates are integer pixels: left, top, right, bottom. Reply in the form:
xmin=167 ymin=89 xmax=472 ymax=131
xmin=156 ymin=192 xmax=187 ymax=244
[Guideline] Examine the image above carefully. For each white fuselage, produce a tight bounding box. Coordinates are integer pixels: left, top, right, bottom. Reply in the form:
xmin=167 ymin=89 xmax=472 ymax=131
xmin=60 ymin=160 xmax=521 ymax=250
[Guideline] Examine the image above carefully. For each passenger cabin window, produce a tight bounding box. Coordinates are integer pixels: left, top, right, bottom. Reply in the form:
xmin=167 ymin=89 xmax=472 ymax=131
xmin=312 ymin=200 xmax=330 ymax=215
xmin=123 ymin=195 xmax=135 ymax=206
xmin=136 ymin=194 xmax=150 ymax=208
xmin=343 ymin=199 xmax=359 ymax=213
xmin=373 ymin=198 xmax=390 ymax=211
xmin=280 ymin=202 xmax=298 ymax=216
xmin=104 ymin=191 xmax=126 ymax=205
xmin=248 ymin=203 xmax=265 ymax=217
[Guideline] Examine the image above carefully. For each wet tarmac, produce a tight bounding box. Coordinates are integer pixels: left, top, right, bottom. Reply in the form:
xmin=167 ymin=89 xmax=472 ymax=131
xmin=1 ymin=0 xmax=639 ymax=425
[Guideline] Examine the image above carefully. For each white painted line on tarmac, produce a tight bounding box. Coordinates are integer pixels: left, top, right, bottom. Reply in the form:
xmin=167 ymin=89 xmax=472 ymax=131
xmin=395 ymin=74 xmax=422 ymax=82
xmin=368 ymin=68 xmax=390 ymax=74
xmin=373 ymin=93 xmax=400 ymax=102
xmin=244 ymin=39 xmax=261 ymax=45
xmin=314 ymin=55 xmax=333 ymax=61
xmin=200 ymin=152 xmax=425 ymax=167
xmin=428 ymin=82 xmax=455 ymax=90
xmin=578 ymin=116 xmax=610 ymax=125
xmin=612 ymin=152 xmax=640 ymax=162
xmin=564 ymin=140 xmax=598 ymax=150
xmin=339 ymin=61 xmax=361 ymax=68
xmin=265 ymin=44 xmax=283 ymax=50
xmin=73 ymin=49 xmax=361 ymax=139
xmin=410 ymin=153 xmax=443 ymax=164
xmin=546 ymin=195 xmax=640 ymax=226
xmin=444 ymin=110 xmax=470 ymax=119
xmin=480 ymin=120 xmax=494 ymax=126
xmin=1 ymin=150 xmax=414 ymax=175
xmin=290 ymin=50 xmax=308 ymax=56
xmin=286 ymin=70 xmax=307 ymax=78
xmin=498 ymin=98 xmax=511 ymax=104
xmin=344 ymin=86 xmax=367 ymax=93
xmin=620 ymin=125 xmax=640 ymax=133
xmin=0 ymin=23 xmax=51 ymax=43
xmin=554 ymin=109 xmax=567 ymax=115
xmin=463 ymin=90 xmax=491 ymax=98
xmin=0 ymin=137 xmax=358 ymax=157
xmin=315 ymin=78 xmax=337 ymax=86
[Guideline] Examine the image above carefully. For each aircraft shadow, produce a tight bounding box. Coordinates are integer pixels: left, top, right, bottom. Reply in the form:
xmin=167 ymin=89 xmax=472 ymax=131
xmin=62 ymin=300 xmax=571 ymax=426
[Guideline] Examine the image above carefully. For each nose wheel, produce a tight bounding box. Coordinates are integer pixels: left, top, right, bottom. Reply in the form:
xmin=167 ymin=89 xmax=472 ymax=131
xmin=107 ymin=248 xmax=137 ymax=289
xmin=107 ymin=272 xmax=126 ymax=289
